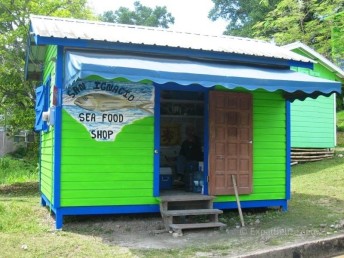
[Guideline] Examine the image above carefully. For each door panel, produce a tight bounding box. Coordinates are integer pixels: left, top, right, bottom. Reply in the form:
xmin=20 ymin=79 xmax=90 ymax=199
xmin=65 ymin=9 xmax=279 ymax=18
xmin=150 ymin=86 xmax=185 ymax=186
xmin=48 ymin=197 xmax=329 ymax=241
xmin=209 ymin=91 xmax=253 ymax=195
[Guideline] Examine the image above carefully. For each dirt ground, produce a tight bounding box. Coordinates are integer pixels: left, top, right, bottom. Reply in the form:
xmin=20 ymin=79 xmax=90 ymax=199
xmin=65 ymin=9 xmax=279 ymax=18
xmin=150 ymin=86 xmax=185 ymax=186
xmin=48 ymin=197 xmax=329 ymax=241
xmin=62 ymin=213 xmax=344 ymax=257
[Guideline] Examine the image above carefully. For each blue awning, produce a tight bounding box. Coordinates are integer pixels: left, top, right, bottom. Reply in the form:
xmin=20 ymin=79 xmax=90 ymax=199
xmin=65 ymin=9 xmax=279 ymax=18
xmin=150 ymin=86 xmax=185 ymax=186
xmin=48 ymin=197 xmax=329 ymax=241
xmin=65 ymin=51 xmax=341 ymax=100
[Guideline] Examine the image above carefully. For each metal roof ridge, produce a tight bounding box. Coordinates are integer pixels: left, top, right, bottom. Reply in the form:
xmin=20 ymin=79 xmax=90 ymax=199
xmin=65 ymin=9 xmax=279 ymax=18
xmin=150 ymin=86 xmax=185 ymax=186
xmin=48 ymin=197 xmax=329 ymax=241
xmin=29 ymin=14 xmax=268 ymax=43
xmin=283 ymin=41 xmax=344 ymax=79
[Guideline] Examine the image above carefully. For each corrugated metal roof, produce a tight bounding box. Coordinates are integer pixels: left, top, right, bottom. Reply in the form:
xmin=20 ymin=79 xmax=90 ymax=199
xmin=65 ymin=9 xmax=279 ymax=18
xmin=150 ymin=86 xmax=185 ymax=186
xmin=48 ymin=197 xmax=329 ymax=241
xmin=29 ymin=15 xmax=312 ymax=63
xmin=283 ymin=42 xmax=344 ymax=79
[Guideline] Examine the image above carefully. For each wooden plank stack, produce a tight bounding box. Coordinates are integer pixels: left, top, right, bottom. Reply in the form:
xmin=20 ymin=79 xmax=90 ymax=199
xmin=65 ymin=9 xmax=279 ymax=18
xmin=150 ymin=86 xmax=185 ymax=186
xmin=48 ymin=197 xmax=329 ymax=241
xmin=291 ymin=148 xmax=334 ymax=163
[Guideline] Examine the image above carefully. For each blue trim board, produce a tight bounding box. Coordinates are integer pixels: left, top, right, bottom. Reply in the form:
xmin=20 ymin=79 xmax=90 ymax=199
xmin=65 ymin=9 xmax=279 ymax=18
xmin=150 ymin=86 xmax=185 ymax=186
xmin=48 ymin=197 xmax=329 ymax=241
xmin=155 ymin=82 xmax=209 ymax=196
xmin=59 ymin=204 xmax=160 ymax=216
xmin=38 ymin=132 xmax=43 ymax=205
xmin=34 ymin=36 xmax=312 ymax=69
xmin=41 ymin=192 xmax=287 ymax=229
xmin=288 ymin=60 xmax=313 ymax=69
xmin=43 ymin=77 xmax=51 ymax=133
xmin=65 ymin=52 xmax=339 ymax=98
xmin=41 ymin=194 xmax=55 ymax=212
xmin=159 ymin=82 xmax=210 ymax=92
xmin=286 ymin=101 xmax=291 ymax=200
xmin=53 ymin=46 xmax=64 ymax=209
xmin=40 ymin=188 xmax=47 ymax=207
xmin=153 ymin=84 xmax=161 ymax=197
xmin=203 ymin=89 xmax=210 ymax=195
xmin=41 ymin=194 xmax=160 ymax=229
xmin=214 ymin=200 xmax=288 ymax=212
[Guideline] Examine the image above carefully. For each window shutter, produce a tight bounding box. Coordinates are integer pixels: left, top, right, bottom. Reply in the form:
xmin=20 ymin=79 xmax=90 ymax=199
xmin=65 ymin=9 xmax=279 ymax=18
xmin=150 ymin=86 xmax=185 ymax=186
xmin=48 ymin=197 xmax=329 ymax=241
xmin=34 ymin=83 xmax=50 ymax=132
xmin=34 ymin=85 xmax=45 ymax=131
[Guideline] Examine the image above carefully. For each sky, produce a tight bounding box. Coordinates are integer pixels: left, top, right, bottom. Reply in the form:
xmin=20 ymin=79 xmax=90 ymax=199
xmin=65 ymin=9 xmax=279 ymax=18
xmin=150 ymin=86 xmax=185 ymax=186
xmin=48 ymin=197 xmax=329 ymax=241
xmin=87 ymin=0 xmax=228 ymax=35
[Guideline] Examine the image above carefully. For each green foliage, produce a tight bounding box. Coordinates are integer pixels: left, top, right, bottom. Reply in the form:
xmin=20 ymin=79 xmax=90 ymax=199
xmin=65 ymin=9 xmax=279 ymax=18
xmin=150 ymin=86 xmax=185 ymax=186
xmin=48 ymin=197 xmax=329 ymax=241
xmin=338 ymin=132 xmax=344 ymax=147
xmin=0 ymin=0 xmax=95 ymax=134
xmin=209 ymin=0 xmax=282 ymax=37
xmin=329 ymin=11 xmax=344 ymax=67
xmin=337 ymin=110 xmax=344 ymax=132
xmin=0 ymin=156 xmax=37 ymax=184
xmin=209 ymin=0 xmax=344 ymax=64
xmin=252 ymin=0 xmax=344 ymax=60
xmin=99 ymin=1 xmax=175 ymax=28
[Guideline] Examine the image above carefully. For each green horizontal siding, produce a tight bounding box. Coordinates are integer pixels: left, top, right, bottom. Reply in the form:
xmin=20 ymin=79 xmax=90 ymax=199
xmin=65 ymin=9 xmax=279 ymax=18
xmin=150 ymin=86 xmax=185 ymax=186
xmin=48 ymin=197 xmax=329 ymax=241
xmin=62 ymin=189 xmax=153 ymax=198
xmin=61 ymin=197 xmax=157 ymax=206
xmin=62 ymin=181 xmax=152 ymax=190
xmin=290 ymin=53 xmax=337 ymax=148
xmin=39 ymin=45 xmax=57 ymax=204
xmin=43 ymin=46 xmax=57 ymax=81
xmin=291 ymin=95 xmax=335 ymax=148
xmin=215 ymin=90 xmax=286 ymax=203
xmin=60 ymin=109 xmax=155 ymax=207
xmin=62 ymin=173 xmax=152 ymax=182
xmin=60 ymin=88 xmax=286 ymax=207
xmin=40 ymin=122 xmax=54 ymax=202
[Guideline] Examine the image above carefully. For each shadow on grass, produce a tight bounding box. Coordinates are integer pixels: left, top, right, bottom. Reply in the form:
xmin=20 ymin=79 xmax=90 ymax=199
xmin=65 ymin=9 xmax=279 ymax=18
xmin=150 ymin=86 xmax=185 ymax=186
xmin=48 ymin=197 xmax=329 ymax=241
xmin=277 ymin=192 xmax=343 ymax=227
xmin=292 ymin=155 xmax=344 ymax=178
xmin=0 ymin=182 xmax=39 ymax=197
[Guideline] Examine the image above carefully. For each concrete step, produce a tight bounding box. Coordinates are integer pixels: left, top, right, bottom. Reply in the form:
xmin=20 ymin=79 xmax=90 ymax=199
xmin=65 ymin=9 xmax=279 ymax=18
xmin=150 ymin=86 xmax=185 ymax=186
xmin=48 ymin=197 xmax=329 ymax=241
xmin=161 ymin=208 xmax=223 ymax=217
xmin=159 ymin=194 xmax=225 ymax=233
xmin=169 ymin=222 xmax=226 ymax=232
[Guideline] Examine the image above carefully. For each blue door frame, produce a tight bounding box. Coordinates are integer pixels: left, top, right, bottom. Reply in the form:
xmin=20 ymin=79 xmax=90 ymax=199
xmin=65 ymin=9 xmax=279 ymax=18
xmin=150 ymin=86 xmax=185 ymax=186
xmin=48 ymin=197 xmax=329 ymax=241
xmin=153 ymin=83 xmax=210 ymax=197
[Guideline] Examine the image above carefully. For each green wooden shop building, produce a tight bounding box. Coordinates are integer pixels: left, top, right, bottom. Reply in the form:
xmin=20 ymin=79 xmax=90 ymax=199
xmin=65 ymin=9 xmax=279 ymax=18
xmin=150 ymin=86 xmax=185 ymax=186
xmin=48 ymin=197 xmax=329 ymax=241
xmin=284 ymin=42 xmax=344 ymax=151
xmin=25 ymin=15 xmax=341 ymax=229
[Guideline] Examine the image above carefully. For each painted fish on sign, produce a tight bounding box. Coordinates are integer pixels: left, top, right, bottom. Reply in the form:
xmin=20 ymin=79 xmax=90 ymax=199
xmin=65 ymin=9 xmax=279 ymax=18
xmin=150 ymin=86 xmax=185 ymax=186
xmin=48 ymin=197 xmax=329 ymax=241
xmin=63 ymin=80 xmax=154 ymax=141
xmin=74 ymin=93 xmax=153 ymax=113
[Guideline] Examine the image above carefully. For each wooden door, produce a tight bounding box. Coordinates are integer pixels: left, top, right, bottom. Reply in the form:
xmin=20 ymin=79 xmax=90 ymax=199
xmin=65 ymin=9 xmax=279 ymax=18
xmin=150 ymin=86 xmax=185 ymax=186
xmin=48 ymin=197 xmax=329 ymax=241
xmin=209 ymin=91 xmax=253 ymax=195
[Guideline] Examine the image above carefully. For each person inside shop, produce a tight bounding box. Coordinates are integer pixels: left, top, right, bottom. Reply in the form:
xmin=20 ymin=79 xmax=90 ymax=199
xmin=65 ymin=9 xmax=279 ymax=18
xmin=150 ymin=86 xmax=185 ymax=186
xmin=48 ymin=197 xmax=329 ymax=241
xmin=176 ymin=125 xmax=203 ymax=181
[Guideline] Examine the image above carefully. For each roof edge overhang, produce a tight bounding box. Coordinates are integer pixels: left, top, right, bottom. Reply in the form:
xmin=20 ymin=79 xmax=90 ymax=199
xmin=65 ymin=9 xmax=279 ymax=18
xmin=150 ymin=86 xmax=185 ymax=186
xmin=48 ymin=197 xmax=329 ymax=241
xmin=63 ymin=51 xmax=340 ymax=102
xmin=25 ymin=25 xmax=47 ymax=81
xmin=283 ymin=42 xmax=344 ymax=80
xmin=26 ymin=34 xmax=314 ymax=77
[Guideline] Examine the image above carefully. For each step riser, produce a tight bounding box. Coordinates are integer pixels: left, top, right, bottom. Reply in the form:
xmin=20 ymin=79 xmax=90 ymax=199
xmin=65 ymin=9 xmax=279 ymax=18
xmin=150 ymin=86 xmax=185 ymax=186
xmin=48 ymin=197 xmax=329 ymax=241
xmin=160 ymin=195 xmax=215 ymax=202
xmin=171 ymin=214 xmax=219 ymax=224
xmin=170 ymin=222 xmax=226 ymax=233
xmin=162 ymin=209 xmax=223 ymax=217
xmin=167 ymin=200 xmax=212 ymax=210
xmin=159 ymin=195 xmax=225 ymax=232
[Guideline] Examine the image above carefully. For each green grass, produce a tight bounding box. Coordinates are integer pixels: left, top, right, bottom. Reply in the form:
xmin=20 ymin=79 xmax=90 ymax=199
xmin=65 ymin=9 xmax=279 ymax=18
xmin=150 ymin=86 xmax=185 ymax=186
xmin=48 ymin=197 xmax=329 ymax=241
xmin=0 ymin=182 xmax=135 ymax=257
xmin=0 ymin=155 xmax=344 ymax=257
xmin=0 ymin=156 xmax=38 ymax=184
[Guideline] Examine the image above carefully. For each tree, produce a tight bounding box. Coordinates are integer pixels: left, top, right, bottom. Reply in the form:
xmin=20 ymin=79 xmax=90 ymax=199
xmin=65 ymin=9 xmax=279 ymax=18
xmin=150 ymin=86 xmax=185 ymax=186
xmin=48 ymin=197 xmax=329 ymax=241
xmin=99 ymin=1 xmax=175 ymax=28
xmin=0 ymin=0 xmax=95 ymax=134
xmin=252 ymin=0 xmax=344 ymax=59
xmin=328 ymin=11 xmax=344 ymax=68
xmin=208 ymin=0 xmax=282 ymax=37
xmin=209 ymin=0 xmax=344 ymax=62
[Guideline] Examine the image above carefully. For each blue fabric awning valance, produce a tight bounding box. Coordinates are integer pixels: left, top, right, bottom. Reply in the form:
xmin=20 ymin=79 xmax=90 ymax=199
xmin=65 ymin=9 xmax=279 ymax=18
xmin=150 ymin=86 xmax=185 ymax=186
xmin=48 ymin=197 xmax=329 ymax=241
xmin=65 ymin=51 xmax=341 ymax=100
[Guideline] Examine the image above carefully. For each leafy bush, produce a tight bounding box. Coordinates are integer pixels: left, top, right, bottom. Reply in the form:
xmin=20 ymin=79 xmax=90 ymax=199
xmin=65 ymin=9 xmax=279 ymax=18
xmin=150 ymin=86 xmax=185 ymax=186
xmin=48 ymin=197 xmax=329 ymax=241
xmin=0 ymin=156 xmax=38 ymax=184
xmin=338 ymin=132 xmax=344 ymax=147
xmin=337 ymin=110 xmax=344 ymax=132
